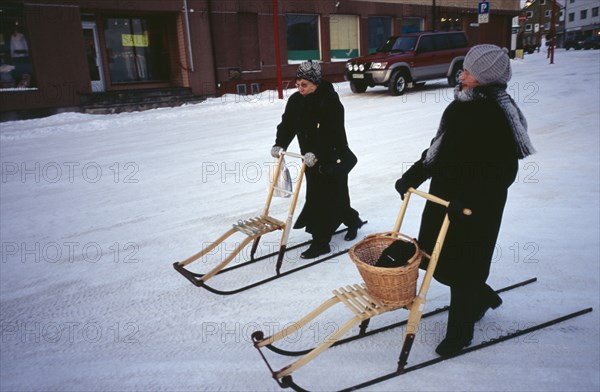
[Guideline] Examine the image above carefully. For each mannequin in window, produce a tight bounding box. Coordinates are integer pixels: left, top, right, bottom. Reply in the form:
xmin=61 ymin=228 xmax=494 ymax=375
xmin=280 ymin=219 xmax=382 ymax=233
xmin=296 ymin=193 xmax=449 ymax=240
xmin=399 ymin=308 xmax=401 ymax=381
xmin=10 ymin=27 xmax=29 ymax=59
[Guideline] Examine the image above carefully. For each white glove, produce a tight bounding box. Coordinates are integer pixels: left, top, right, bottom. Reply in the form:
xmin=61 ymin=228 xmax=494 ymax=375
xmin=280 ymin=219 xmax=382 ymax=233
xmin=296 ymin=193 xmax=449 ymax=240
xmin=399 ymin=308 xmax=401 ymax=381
xmin=304 ymin=152 xmax=318 ymax=167
xmin=271 ymin=146 xmax=284 ymax=158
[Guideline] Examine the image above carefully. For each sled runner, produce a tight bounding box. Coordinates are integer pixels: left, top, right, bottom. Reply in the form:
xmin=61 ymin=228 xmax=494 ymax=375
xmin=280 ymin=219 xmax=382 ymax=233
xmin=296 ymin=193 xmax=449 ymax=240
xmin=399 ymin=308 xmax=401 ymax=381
xmin=252 ymin=187 xmax=471 ymax=383
xmin=173 ymin=151 xmax=308 ymax=290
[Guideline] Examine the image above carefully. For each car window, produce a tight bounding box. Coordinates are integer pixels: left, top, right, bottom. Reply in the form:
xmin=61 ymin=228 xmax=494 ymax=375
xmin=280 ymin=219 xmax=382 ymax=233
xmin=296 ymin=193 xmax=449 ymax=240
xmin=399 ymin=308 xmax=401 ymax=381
xmin=388 ymin=36 xmax=417 ymax=51
xmin=433 ymin=35 xmax=451 ymax=50
xmin=417 ymin=36 xmax=434 ymax=53
xmin=448 ymin=33 xmax=467 ymax=49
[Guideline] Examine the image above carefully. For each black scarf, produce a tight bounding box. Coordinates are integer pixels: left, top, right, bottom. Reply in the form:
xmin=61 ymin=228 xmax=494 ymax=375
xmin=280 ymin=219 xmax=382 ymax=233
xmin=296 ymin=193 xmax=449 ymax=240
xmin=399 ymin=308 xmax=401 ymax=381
xmin=423 ymin=84 xmax=535 ymax=168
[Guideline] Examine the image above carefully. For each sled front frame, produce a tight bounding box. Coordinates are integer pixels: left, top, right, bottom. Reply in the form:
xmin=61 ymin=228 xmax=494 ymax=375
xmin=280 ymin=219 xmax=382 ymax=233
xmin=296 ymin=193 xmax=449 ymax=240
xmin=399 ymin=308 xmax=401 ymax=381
xmin=253 ymin=187 xmax=471 ymax=379
xmin=173 ymin=151 xmax=307 ymax=285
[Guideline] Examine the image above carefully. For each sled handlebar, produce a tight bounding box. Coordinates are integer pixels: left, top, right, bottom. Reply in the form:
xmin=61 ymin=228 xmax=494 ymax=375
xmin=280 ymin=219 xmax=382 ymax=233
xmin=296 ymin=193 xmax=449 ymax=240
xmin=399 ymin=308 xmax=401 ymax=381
xmin=408 ymin=187 xmax=472 ymax=216
xmin=280 ymin=151 xmax=304 ymax=160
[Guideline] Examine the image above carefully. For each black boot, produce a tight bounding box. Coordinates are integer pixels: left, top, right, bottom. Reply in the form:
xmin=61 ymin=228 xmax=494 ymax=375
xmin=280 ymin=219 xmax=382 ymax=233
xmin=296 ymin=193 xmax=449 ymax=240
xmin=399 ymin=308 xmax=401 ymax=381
xmin=301 ymin=239 xmax=331 ymax=259
xmin=435 ymin=286 xmax=475 ymax=356
xmin=344 ymin=220 xmax=364 ymax=241
xmin=472 ymin=284 xmax=503 ymax=322
xmin=435 ymin=321 xmax=474 ymax=356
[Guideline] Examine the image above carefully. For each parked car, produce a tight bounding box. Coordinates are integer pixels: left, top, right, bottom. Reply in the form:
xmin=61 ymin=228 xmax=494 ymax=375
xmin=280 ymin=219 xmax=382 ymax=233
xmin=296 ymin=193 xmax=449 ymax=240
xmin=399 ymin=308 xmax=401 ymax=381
xmin=565 ymin=37 xmax=585 ymax=50
xmin=345 ymin=31 xmax=470 ymax=96
xmin=583 ymin=36 xmax=600 ymax=50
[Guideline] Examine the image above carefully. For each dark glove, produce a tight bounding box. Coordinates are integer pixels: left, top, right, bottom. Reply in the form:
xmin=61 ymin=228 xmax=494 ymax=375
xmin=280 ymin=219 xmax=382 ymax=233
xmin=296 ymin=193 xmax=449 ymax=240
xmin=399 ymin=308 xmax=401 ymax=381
xmin=447 ymin=200 xmax=470 ymax=222
xmin=271 ymin=146 xmax=284 ymax=158
xmin=395 ymin=178 xmax=410 ymax=200
xmin=304 ymin=152 xmax=318 ymax=168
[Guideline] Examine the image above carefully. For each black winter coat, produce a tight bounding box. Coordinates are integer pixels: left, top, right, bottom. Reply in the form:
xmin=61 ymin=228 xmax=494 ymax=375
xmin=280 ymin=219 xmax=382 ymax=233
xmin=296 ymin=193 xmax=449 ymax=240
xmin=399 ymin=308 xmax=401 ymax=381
xmin=401 ymin=94 xmax=519 ymax=287
xmin=275 ymin=81 xmax=359 ymax=239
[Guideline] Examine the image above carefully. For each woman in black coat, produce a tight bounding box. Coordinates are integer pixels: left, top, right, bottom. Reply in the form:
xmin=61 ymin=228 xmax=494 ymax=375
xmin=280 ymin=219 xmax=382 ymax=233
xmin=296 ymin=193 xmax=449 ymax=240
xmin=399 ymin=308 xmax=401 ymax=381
xmin=395 ymin=45 xmax=535 ymax=355
xmin=272 ymin=61 xmax=362 ymax=259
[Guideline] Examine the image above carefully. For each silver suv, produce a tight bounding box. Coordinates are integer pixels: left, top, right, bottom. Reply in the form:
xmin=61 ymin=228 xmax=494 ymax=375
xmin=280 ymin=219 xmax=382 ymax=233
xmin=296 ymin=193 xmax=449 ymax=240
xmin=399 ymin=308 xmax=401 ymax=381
xmin=345 ymin=31 xmax=470 ymax=95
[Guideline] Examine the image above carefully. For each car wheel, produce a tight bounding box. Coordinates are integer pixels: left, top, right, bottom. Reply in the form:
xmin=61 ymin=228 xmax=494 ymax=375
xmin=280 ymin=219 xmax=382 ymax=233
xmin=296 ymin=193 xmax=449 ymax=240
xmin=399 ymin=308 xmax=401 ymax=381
xmin=448 ymin=64 xmax=463 ymax=87
xmin=350 ymin=81 xmax=367 ymax=93
xmin=389 ymin=70 xmax=409 ymax=96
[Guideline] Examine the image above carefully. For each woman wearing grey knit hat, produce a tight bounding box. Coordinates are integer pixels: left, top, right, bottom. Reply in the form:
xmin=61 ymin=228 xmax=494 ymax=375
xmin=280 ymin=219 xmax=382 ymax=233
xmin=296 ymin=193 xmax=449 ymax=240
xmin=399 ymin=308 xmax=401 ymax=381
xmin=395 ymin=44 xmax=535 ymax=356
xmin=271 ymin=61 xmax=363 ymax=259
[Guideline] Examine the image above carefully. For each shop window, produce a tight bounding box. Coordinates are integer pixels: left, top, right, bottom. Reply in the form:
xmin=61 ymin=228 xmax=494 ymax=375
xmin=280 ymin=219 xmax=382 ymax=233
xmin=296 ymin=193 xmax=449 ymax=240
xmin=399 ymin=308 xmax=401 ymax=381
xmin=104 ymin=17 xmax=170 ymax=83
xmin=286 ymin=14 xmax=320 ymax=61
xmin=368 ymin=16 xmax=392 ymax=54
xmin=401 ymin=18 xmax=423 ymax=34
xmin=330 ymin=15 xmax=359 ymax=60
xmin=0 ymin=4 xmax=35 ymax=89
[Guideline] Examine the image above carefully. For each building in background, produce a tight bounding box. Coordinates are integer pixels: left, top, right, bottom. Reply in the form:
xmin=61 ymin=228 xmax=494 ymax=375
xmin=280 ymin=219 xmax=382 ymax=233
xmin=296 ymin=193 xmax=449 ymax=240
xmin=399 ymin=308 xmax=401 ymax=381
xmin=519 ymin=0 xmax=565 ymax=53
xmin=563 ymin=0 xmax=600 ymax=41
xmin=1 ymin=0 xmax=521 ymax=121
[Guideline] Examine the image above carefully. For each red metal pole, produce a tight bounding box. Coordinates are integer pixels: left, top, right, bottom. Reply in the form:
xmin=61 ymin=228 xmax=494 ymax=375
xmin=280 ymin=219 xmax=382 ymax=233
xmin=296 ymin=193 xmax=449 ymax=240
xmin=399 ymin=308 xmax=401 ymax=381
xmin=549 ymin=0 xmax=557 ymax=64
xmin=272 ymin=0 xmax=283 ymax=99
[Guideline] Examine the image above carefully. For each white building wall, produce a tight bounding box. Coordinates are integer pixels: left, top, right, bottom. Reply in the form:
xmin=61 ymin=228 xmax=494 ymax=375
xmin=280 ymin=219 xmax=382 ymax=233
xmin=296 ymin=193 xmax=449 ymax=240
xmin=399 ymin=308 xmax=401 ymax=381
xmin=564 ymin=0 xmax=600 ymax=35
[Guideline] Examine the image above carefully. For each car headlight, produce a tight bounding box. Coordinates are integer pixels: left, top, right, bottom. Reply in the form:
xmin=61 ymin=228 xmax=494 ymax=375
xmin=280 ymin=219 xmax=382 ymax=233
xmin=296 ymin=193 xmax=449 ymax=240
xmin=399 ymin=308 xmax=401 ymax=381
xmin=370 ymin=62 xmax=387 ymax=70
xmin=358 ymin=64 xmax=365 ymax=71
xmin=352 ymin=64 xmax=359 ymax=71
xmin=346 ymin=63 xmax=353 ymax=71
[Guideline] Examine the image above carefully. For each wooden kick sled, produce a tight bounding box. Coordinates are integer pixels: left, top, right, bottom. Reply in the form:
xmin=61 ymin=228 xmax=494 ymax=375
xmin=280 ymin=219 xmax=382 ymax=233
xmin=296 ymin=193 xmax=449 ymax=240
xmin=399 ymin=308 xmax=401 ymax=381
xmin=252 ymin=188 xmax=472 ymax=389
xmin=173 ymin=151 xmax=309 ymax=293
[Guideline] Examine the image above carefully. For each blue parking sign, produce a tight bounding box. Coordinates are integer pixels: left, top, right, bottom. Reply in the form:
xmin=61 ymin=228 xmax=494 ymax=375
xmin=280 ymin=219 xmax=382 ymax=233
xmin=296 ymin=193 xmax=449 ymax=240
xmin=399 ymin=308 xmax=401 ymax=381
xmin=479 ymin=2 xmax=490 ymax=14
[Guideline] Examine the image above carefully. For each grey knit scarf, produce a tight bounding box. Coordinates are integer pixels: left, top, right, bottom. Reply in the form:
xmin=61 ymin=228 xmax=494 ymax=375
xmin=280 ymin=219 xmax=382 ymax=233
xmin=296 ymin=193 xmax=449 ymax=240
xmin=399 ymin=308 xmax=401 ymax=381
xmin=423 ymin=84 xmax=535 ymax=168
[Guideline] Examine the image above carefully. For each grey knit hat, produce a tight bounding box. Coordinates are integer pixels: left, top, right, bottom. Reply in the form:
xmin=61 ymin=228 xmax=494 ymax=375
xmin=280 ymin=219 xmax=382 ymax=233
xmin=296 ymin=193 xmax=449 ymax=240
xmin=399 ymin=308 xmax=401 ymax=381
xmin=463 ymin=44 xmax=512 ymax=85
xmin=296 ymin=60 xmax=321 ymax=85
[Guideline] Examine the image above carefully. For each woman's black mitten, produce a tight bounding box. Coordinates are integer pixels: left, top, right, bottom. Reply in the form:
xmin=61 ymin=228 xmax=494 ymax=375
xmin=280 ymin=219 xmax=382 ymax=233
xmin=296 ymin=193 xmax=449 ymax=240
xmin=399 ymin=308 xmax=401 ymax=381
xmin=395 ymin=178 xmax=410 ymax=200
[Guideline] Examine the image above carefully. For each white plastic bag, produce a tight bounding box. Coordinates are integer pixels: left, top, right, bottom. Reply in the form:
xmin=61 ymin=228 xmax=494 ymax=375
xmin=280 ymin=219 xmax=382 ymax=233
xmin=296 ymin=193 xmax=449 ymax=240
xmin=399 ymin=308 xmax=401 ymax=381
xmin=271 ymin=157 xmax=292 ymax=198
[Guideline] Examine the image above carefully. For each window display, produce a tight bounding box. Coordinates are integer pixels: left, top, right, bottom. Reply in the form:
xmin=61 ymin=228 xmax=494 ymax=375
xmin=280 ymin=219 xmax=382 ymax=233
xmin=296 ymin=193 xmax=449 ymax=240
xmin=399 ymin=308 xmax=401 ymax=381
xmin=330 ymin=15 xmax=359 ymax=60
xmin=104 ymin=17 xmax=170 ymax=83
xmin=286 ymin=14 xmax=320 ymax=61
xmin=368 ymin=16 xmax=392 ymax=54
xmin=0 ymin=4 xmax=34 ymax=89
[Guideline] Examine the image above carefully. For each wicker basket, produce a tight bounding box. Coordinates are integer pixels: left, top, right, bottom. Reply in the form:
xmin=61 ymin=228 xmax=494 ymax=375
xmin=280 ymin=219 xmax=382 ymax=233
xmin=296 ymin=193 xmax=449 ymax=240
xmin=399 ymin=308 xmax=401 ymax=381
xmin=349 ymin=232 xmax=421 ymax=308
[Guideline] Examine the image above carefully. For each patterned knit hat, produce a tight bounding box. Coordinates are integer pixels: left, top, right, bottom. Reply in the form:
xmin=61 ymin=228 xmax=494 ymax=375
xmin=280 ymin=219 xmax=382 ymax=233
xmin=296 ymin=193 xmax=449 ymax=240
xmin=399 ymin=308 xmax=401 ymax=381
xmin=296 ymin=60 xmax=321 ymax=84
xmin=464 ymin=44 xmax=512 ymax=85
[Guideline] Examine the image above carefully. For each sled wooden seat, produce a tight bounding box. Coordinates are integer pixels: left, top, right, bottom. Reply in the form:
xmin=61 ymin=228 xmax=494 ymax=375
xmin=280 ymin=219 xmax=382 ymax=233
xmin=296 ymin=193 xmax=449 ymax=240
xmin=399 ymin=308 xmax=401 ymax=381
xmin=233 ymin=216 xmax=285 ymax=237
xmin=333 ymin=284 xmax=394 ymax=319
